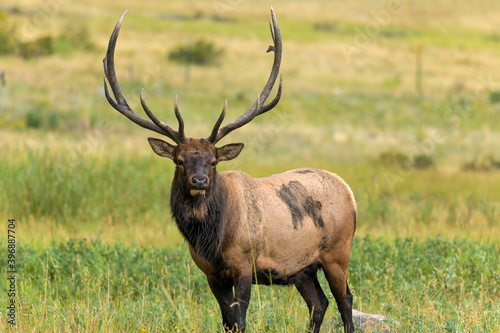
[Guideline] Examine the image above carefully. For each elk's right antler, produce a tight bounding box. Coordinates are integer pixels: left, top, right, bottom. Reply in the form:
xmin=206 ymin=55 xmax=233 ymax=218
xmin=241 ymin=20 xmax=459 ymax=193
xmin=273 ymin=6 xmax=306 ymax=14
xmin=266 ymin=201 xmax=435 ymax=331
xmin=103 ymin=11 xmax=186 ymax=144
xmin=207 ymin=6 xmax=283 ymax=144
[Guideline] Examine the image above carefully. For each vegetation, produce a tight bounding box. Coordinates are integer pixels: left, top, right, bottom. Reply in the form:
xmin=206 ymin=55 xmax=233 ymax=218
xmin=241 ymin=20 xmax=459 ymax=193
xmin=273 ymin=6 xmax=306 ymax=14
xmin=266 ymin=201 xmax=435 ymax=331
xmin=0 ymin=0 xmax=499 ymax=331
xmin=0 ymin=9 xmax=94 ymax=58
xmin=168 ymin=38 xmax=224 ymax=66
xmin=0 ymin=237 xmax=497 ymax=332
xmin=0 ymin=10 xmax=17 ymax=54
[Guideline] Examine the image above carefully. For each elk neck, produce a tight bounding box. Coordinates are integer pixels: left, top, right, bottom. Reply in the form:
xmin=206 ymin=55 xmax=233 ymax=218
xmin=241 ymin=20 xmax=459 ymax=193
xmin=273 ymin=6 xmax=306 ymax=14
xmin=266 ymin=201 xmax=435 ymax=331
xmin=170 ymin=169 xmax=227 ymax=264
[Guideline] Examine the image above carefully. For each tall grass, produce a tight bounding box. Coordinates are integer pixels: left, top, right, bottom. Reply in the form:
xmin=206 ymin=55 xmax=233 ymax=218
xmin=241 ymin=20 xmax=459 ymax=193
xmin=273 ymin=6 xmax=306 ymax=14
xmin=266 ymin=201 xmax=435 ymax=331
xmin=0 ymin=237 xmax=497 ymax=332
xmin=3 ymin=148 xmax=171 ymax=224
xmin=1 ymin=136 xmax=499 ymax=246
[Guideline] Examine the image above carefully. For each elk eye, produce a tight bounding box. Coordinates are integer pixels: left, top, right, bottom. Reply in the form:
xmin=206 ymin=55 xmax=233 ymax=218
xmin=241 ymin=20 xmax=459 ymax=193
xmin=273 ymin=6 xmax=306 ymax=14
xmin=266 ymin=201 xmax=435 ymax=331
xmin=211 ymin=161 xmax=218 ymax=167
xmin=176 ymin=159 xmax=184 ymax=166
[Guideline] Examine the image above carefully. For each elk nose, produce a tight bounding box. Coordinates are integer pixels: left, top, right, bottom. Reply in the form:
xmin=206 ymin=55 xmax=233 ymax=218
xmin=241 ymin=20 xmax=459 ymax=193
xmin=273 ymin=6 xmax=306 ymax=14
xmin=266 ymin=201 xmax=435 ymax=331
xmin=191 ymin=175 xmax=207 ymax=188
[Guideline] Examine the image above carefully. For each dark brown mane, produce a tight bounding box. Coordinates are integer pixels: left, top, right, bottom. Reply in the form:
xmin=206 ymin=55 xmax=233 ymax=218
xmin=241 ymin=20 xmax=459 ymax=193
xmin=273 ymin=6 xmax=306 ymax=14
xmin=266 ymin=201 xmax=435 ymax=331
xmin=170 ymin=170 xmax=226 ymax=264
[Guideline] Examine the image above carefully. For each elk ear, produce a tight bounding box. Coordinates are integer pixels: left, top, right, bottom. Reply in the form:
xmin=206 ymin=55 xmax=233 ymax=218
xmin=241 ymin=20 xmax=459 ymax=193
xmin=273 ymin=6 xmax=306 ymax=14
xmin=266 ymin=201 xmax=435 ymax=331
xmin=217 ymin=143 xmax=244 ymax=161
xmin=148 ymin=137 xmax=176 ymax=160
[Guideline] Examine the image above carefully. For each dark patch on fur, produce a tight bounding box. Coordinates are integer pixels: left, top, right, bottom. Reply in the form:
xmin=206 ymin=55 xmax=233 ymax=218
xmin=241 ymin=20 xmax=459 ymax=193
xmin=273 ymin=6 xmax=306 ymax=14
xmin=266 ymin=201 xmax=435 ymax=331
xmin=295 ymin=169 xmax=315 ymax=174
xmin=253 ymin=263 xmax=321 ymax=286
xmin=319 ymin=235 xmax=328 ymax=250
xmin=170 ymin=169 xmax=227 ymax=265
xmin=277 ymin=181 xmax=325 ymax=229
xmin=277 ymin=181 xmax=305 ymax=229
xmin=305 ymin=196 xmax=324 ymax=227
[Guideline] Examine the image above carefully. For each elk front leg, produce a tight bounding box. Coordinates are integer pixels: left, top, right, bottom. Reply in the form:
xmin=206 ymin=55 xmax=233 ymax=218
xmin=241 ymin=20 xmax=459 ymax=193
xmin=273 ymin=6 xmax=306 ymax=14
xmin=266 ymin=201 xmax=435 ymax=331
xmin=208 ymin=275 xmax=252 ymax=332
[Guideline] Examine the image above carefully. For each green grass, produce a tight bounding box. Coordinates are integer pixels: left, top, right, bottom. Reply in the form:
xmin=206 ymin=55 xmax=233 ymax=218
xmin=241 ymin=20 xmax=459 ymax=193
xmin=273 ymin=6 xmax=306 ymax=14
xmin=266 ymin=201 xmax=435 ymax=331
xmin=1 ymin=141 xmax=499 ymax=247
xmin=0 ymin=0 xmax=499 ymax=331
xmin=0 ymin=237 xmax=497 ymax=332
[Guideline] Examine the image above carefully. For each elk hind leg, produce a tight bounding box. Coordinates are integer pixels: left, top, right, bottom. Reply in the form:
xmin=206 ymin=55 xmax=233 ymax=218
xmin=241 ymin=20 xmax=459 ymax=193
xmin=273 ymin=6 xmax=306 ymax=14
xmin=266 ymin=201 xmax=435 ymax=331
xmin=322 ymin=263 xmax=354 ymax=333
xmin=295 ymin=272 xmax=329 ymax=333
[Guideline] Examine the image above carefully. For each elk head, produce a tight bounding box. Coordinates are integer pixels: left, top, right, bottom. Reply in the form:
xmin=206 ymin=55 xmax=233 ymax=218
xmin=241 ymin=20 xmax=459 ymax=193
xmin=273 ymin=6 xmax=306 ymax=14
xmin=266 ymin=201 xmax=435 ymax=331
xmin=148 ymin=136 xmax=243 ymax=199
xmin=103 ymin=8 xmax=282 ymax=201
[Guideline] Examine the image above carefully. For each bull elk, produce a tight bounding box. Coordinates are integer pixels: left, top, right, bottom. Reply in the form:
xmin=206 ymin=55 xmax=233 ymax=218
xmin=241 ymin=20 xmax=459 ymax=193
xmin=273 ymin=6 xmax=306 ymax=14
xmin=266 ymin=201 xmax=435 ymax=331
xmin=103 ymin=7 xmax=356 ymax=333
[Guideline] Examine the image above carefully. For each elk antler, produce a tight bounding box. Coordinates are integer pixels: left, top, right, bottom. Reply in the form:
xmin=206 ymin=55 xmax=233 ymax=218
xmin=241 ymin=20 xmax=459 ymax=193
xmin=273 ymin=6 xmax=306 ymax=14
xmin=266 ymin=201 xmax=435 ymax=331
xmin=103 ymin=11 xmax=186 ymax=144
xmin=207 ymin=6 xmax=283 ymax=145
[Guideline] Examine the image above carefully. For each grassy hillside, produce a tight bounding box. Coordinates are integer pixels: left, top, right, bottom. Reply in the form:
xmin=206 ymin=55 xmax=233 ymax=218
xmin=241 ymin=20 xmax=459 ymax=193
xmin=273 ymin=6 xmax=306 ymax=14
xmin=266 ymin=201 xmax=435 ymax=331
xmin=1 ymin=0 xmax=499 ymax=244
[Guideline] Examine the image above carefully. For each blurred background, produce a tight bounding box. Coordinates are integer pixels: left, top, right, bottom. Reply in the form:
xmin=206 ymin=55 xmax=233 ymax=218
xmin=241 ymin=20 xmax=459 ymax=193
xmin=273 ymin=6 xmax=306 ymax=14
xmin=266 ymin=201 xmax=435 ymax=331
xmin=1 ymin=0 xmax=499 ymax=246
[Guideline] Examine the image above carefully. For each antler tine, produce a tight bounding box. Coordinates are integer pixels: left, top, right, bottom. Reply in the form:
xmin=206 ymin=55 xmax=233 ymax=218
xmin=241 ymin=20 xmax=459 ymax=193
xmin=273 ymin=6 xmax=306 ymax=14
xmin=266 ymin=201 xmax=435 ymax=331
xmin=140 ymin=89 xmax=186 ymax=144
xmin=269 ymin=16 xmax=276 ymax=46
xmin=210 ymin=6 xmax=282 ymax=144
xmin=174 ymin=95 xmax=186 ymax=142
xmin=103 ymin=11 xmax=128 ymax=106
xmin=103 ymin=11 xmax=185 ymax=144
xmin=258 ymin=74 xmax=282 ymax=114
xmin=207 ymin=99 xmax=227 ymax=143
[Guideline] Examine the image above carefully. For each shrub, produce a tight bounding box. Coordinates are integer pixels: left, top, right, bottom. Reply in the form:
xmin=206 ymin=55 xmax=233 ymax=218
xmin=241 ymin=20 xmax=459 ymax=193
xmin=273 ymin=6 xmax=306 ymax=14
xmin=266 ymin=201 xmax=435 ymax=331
xmin=462 ymin=155 xmax=500 ymax=171
xmin=379 ymin=151 xmax=410 ymax=168
xmin=0 ymin=10 xmax=17 ymax=54
xmin=489 ymin=90 xmax=500 ymax=104
xmin=413 ymin=153 xmax=434 ymax=169
xmin=0 ymin=11 xmax=94 ymax=58
xmin=54 ymin=25 xmax=95 ymax=55
xmin=24 ymin=110 xmax=61 ymax=130
xmin=47 ymin=112 xmax=60 ymax=130
xmin=379 ymin=151 xmax=434 ymax=170
xmin=25 ymin=110 xmax=43 ymax=129
xmin=18 ymin=35 xmax=53 ymax=58
xmin=168 ymin=38 xmax=224 ymax=66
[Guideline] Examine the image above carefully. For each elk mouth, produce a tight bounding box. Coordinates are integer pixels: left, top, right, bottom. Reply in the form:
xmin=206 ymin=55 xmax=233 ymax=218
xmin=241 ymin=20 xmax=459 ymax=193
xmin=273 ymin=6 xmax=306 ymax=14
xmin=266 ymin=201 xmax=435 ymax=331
xmin=190 ymin=189 xmax=206 ymax=198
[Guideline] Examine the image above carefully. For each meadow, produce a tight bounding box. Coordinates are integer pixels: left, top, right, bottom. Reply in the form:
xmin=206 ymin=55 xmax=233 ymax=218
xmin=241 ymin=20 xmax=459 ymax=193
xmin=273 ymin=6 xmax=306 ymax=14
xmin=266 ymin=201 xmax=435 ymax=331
xmin=0 ymin=0 xmax=499 ymax=331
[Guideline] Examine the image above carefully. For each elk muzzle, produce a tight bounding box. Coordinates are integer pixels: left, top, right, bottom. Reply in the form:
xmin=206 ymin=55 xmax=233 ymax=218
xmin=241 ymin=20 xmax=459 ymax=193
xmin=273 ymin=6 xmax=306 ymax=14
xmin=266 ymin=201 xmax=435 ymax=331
xmin=190 ymin=173 xmax=208 ymax=197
